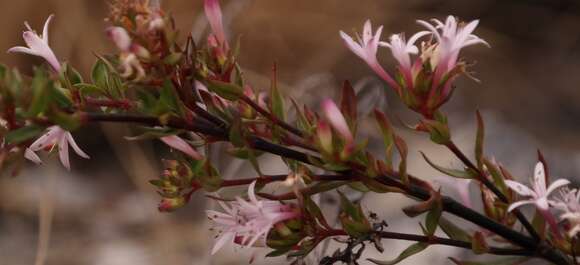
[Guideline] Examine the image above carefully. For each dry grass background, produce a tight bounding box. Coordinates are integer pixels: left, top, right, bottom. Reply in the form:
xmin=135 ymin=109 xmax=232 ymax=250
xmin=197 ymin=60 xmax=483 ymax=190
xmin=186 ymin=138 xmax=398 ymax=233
xmin=1 ymin=0 xmax=580 ymax=265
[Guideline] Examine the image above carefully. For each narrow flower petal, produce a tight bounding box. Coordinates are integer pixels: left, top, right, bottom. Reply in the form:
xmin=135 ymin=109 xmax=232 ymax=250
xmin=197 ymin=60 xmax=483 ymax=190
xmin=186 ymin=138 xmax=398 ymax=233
xmin=204 ymin=0 xmax=227 ymax=46
xmin=505 ymin=180 xmax=536 ymax=197
xmin=24 ymin=148 xmax=42 ymax=164
xmin=42 ymin=14 xmax=54 ymax=44
xmin=58 ymin=133 xmax=71 ymax=171
xmin=160 ymin=135 xmax=203 ymax=160
xmin=507 ymin=200 xmax=535 ymax=212
xmin=546 ymin=179 xmax=571 ymax=196
xmin=65 ymin=132 xmax=90 ymax=159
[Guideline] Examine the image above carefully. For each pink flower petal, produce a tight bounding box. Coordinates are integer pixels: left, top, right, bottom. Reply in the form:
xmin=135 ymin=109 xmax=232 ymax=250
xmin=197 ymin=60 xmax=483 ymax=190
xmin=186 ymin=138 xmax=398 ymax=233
xmin=160 ymin=135 xmax=202 ymax=160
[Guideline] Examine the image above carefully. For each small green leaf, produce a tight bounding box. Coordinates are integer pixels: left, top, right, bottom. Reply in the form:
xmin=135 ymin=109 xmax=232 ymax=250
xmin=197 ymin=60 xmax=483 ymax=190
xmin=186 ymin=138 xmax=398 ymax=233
xmin=425 ymin=196 xmax=443 ymax=236
xmin=439 ymin=217 xmax=472 ymax=242
xmin=163 ymin=53 xmax=183 ymax=65
xmin=197 ymin=160 xmax=222 ymax=192
xmin=91 ymin=59 xmax=109 ymax=89
xmin=422 ymin=119 xmax=451 ymax=145
xmin=5 ymin=125 xmax=44 ymax=144
xmin=368 ymin=242 xmax=428 ymax=265
xmin=206 ymin=80 xmax=244 ymax=100
xmin=27 ymin=71 xmax=51 ymax=117
xmin=270 ymin=65 xmax=285 ymax=121
xmin=483 ymin=159 xmax=508 ymax=194
xmin=471 ymin=231 xmax=489 ymax=254
xmin=421 ymin=152 xmax=476 ymax=179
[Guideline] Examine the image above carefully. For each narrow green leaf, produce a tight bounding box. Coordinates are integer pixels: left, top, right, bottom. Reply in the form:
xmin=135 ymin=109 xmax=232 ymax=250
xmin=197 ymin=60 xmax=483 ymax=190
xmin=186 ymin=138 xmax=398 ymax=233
xmin=270 ymin=67 xmax=285 ymax=121
xmin=5 ymin=125 xmax=44 ymax=144
xmin=421 ymin=152 xmax=476 ymax=179
xmin=91 ymin=59 xmax=109 ymax=89
xmin=439 ymin=217 xmax=472 ymax=242
xmin=368 ymin=242 xmax=428 ymax=265
xmin=206 ymin=80 xmax=244 ymax=100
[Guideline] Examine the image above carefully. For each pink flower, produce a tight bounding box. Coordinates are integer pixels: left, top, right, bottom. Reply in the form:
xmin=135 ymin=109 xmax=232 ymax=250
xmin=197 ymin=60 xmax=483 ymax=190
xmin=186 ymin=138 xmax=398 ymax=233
xmin=204 ymin=0 xmax=227 ymax=48
xmin=321 ymin=99 xmax=353 ymax=142
xmin=207 ymin=181 xmax=300 ymax=254
xmin=339 ymin=20 xmax=400 ymax=93
xmin=416 ymin=16 xmax=489 ymax=88
xmin=380 ymin=32 xmax=429 ymax=87
xmin=106 ymin=26 xmax=132 ymax=52
xmin=160 ymin=135 xmax=202 ymax=160
xmin=8 ymin=14 xmax=61 ymax=72
xmin=553 ymin=188 xmax=580 ymax=237
xmin=26 ymin=126 xmax=90 ymax=170
xmin=119 ymin=53 xmax=145 ymax=80
xmin=505 ymin=162 xmax=570 ymax=212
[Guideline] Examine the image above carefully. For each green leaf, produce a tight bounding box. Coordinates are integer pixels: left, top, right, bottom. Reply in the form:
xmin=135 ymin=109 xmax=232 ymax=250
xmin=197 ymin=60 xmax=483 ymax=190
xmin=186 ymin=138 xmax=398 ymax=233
xmin=270 ymin=66 xmax=285 ymax=121
xmin=482 ymin=158 xmax=508 ymax=194
xmin=91 ymin=59 xmax=109 ymax=89
xmin=158 ymin=80 xmax=181 ymax=114
xmin=421 ymin=152 xmax=476 ymax=179
xmin=64 ymin=64 xmax=83 ymax=85
xmin=163 ymin=53 xmax=183 ymax=65
xmin=206 ymin=80 xmax=244 ymax=100
xmin=475 ymin=110 xmax=484 ymax=170
xmin=338 ymin=190 xmax=361 ymax=221
xmin=27 ymin=69 xmax=51 ymax=117
xmin=394 ymin=136 xmax=408 ymax=184
xmin=76 ymin=83 xmax=106 ymax=97
xmin=197 ymin=160 xmax=222 ymax=192
xmin=341 ymin=80 xmax=357 ymax=128
xmin=425 ymin=197 xmax=443 ymax=236
xmin=368 ymin=242 xmax=428 ymax=265
xmin=50 ymin=111 xmax=80 ymax=131
xmin=422 ymin=119 xmax=451 ymax=145
xmin=439 ymin=217 xmax=472 ymax=242
xmin=5 ymin=125 xmax=44 ymax=144
xmin=471 ymin=231 xmax=489 ymax=254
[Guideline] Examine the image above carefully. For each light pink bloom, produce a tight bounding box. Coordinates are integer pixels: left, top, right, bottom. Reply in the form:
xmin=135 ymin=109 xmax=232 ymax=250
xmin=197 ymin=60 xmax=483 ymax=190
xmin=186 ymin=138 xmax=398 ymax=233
xmin=26 ymin=126 xmax=90 ymax=170
xmin=339 ymin=20 xmax=400 ymax=92
xmin=207 ymin=181 xmax=299 ymax=254
xmin=321 ymin=99 xmax=353 ymax=142
xmin=8 ymin=14 xmax=61 ymax=72
xmin=160 ymin=135 xmax=202 ymax=160
xmin=380 ymin=32 xmax=429 ymax=87
xmin=119 ymin=53 xmax=145 ymax=80
xmin=553 ymin=188 xmax=580 ymax=237
xmin=106 ymin=26 xmax=132 ymax=52
xmin=204 ymin=0 xmax=227 ymax=47
xmin=416 ymin=16 xmax=489 ymax=86
xmin=505 ymin=162 xmax=570 ymax=212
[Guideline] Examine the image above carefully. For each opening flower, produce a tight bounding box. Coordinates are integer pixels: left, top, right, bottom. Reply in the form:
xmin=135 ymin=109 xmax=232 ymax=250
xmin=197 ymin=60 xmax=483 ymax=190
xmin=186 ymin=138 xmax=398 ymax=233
xmin=207 ymin=181 xmax=300 ymax=254
xmin=339 ymin=20 xmax=400 ymax=93
xmin=380 ymin=32 xmax=429 ymax=87
xmin=8 ymin=14 xmax=61 ymax=72
xmin=505 ymin=162 xmax=570 ymax=212
xmin=25 ymin=126 xmax=90 ymax=171
xmin=204 ymin=0 xmax=227 ymax=49
xmin=416 ymin=16 xmax=489 ymax=87
xmin=553 ymin=188 xmax=580 ymax=237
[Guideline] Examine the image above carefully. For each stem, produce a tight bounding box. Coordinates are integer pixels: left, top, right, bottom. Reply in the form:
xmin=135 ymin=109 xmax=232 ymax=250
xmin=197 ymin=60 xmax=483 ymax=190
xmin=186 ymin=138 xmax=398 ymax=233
xmin=220 ymin=174 xmax=353 ymax=187
xmin=241 ymin=95 xmax=304 ymax=137
xmin=78 ymin=112 xmax=570 ymax=264
xmin=328 ymin=230 xmax=532 ymax=256
xmin=445 ymin=141 xmax=541 ymax=241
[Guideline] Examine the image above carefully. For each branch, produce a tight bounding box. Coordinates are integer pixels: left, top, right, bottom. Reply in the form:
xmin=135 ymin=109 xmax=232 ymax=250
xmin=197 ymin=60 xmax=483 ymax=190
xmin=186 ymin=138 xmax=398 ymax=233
xmin=445 ymin=141 xmax=541 ymax=241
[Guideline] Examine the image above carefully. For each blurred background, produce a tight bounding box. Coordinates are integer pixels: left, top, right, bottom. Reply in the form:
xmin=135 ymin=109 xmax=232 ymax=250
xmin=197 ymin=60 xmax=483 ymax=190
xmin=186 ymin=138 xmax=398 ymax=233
xmin=1 ymin=0 xmax=580 ymax=264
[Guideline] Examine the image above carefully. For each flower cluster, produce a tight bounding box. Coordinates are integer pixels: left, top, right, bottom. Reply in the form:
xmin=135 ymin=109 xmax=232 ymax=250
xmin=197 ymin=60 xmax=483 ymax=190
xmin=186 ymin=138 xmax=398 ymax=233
xmin=207 ymin=181 xmax=300 ymax=254
xmin=340 ymin=16 xmax=489 ymax=117
xmin=3 ymin=0 xmax=580 ymax=264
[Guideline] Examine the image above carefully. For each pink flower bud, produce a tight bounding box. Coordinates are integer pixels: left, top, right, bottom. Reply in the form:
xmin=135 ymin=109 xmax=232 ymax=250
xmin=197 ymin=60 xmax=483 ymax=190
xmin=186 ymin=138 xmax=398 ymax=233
xmin=106 ymin=26 xmax=132 ymax=52
xmin=322 ymin=99 xmax=353 ymax=142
